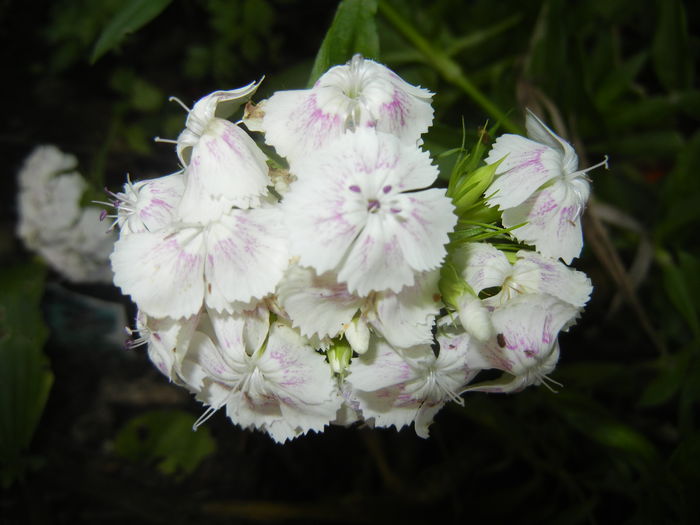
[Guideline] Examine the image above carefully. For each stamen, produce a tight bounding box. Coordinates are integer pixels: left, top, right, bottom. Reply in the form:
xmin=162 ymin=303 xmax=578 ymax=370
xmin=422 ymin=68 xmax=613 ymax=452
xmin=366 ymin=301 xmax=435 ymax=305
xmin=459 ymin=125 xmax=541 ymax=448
xmin=154 ymin=136 xmax=178 ymax=145
xmin=575 ymin=155 xmax=609 ymax=178
xmin=192 ymin=406 xmax=220 ymax=431
xmin=168 ymin=96 xmax=191 ymax=112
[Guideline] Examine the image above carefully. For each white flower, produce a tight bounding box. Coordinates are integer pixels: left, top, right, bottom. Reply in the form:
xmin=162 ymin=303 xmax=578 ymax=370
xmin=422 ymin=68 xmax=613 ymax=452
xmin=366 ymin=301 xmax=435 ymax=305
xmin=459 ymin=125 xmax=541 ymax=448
xmin=17 ymin=145 xmax=77 ymax=190
xmin=346 ymin=332 xmax=478 ymax=438
xmin=179 ymin=310 xmax=343 ymax=443
xmin=173 ymin=82 xmax=270 ymax=221
xmin=283 ymin=129 xmax=455 ymax=295
xmin=277 ymin=264 xmax=441 ymax=349
xmin=17 ymin=170 xmax=85 ymax=250
xmin=485 ymin=110 xmax=607 ymax=263
xmin=253 ymin=55 xmax=433 ymax=166
xmin=461 ymin=294 xmax=578 ymax=393
xmin=455 ymin=242 xmax=592 ymax=309
xmin=131 ymin=310 xmax=199 ymax=381
xmin=109 ymin=172 xmax=185 ymax=235
xmin=16 ymin=145 xmax=117 ymax=283
xmin=111 ymin=207 xmax=288 ymax=318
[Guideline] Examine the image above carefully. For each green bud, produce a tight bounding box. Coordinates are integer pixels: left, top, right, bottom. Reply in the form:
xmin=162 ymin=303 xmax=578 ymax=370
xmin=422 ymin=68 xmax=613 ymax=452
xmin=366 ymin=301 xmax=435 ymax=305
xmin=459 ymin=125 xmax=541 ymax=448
xmin=451 ymin=160 xmax=501 ymax=216
xmin=327 ymin=340 xmax=352 ymax=375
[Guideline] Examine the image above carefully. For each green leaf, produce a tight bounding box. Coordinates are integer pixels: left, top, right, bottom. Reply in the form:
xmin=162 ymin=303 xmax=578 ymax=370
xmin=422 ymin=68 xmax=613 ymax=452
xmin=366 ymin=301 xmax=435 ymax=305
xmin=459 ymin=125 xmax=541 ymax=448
xmin=652 ymin=0 xmax=693 ymax=91
xmin=308 ymin=0 xmax=379 ymax=86
xmin=91 ymin=0 xmax=173 ymax=63
xmin=0 ymin=262 xmax=52 ymax=488
xmin=660 ymin=251 xmax=700 ymax=341
xmin=114 ymin=410 xmax=216 ymax=478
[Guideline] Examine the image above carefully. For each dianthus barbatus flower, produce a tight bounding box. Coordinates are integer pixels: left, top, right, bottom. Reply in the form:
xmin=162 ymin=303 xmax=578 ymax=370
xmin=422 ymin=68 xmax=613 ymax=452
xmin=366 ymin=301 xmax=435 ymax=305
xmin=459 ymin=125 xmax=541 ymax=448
xmin=455 ymin=242 xmax=592 ymax=309
xmin=109 ymin=172 xmax=185 ymax=235
xmin=277 ymin=264 xmax=441 ymax=349
xmin=484 ymin=110 xmax=607 ymax=264
xmin=173 ymin=82 xmax=270 ymax=218
xmin=251 ymin=55 xmax=433 ymax=166
xmin=111 ymin=207 xmax=288 ymax=319
xmin=283 ymin=128 xmax=456 ymax=295
xmin=346 ymin=332 xmax=478 ymax=438
xmin=461 ymin=294 xmax=578 ymax=393
xmin=179 ymin=310 xmax=343 ymax=443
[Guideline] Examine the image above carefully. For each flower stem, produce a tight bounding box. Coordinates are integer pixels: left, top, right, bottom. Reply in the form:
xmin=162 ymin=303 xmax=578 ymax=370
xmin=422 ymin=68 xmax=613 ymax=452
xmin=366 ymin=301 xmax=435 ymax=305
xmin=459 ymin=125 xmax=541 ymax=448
xmin=377 ymin=0 xmax=523 ymax=135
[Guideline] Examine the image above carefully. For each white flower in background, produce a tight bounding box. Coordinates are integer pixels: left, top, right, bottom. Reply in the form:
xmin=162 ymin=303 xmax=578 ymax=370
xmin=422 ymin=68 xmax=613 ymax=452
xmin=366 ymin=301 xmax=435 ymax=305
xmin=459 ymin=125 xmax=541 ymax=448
xmin=484 ymin=110 xmax=607 ymax=264
xmin=108 ymin=171 xmax=186 ymax=235
xmin=346 ymin=332 xmax=478 ymax=438
xmin=16 ymin=145 xmax=116 ymax=283
xmin=283 ymin=129 xmax=455 ymax=295
xmin=111 ymin=207 xmax=288 ymax=319
xmin=17 ymin=144 xmax=77 ymax=190
xmin=455 ymin=242 xmax=592 ymax=309
xmin=172 ymin=82 xmax=271 ymax=221
xmin=179 ymin=310 xmax=343 ymax=443
xmin=461 ymin=294 xmax=578 ymax=393
xmin=277 ymin=264 xmax=441 ymax=350
xmin=252 ymin=55 xmax=433 ymax=166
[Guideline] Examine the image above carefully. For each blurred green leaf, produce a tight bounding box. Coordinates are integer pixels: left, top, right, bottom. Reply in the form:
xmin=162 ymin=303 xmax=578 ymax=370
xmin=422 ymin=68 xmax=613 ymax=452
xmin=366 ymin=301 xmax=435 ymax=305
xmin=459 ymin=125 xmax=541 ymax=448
xmin=0 ymin=262 xmax=52 ymax=488
xmin=114 ymin=410 xmax=216 ymax=478
xmin=652 ymin=0 xmax=693 ymax=91
xmin=553 ymin=392 xmax=658 ymax=463
xmin=639 ymin=351 xmax=692 ymax=407
xmin=660 ymin=251 xmax=700 ymax=341
xmin=308 ymin=0 xmax=379 ymax=86
xmin=594 ymin=52 xmax=647 ymax=110
xmin=91 ymin=0 xmax=173 ymax=63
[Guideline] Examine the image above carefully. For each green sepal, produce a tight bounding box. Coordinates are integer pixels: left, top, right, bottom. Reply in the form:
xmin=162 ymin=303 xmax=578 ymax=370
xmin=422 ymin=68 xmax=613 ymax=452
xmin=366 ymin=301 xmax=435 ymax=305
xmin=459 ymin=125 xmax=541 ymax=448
xmin=438 ymin=256 xmax=475 ymax=310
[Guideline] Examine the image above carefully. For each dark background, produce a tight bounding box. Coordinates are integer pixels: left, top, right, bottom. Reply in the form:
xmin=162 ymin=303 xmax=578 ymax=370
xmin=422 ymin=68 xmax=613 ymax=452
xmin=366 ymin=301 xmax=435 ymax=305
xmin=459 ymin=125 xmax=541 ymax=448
xmin=1 ymin=0 xmax=699 ymax=523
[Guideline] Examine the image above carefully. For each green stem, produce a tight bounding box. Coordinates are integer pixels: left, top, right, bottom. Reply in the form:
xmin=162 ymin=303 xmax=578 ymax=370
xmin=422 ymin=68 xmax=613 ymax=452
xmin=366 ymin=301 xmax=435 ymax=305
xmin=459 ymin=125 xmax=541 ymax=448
xmin=377 ymin=0 xmax=523 ymax=135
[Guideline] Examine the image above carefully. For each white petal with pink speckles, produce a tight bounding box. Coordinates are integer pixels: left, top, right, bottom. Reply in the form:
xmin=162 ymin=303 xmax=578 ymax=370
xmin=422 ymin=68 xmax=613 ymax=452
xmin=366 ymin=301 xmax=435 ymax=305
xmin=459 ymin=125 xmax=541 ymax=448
xmin=257 ymin=56 xmax=433 ymax=166
xmin=111 ymin=226 xmax=206 ymax=319
xmin=454 ymin=242 xmax=511 ymax=294
xmin=462 ymin=294 xmax=577 ymax=394
xmin=348 ymin=334 xmax=478 ymax=438
xmin=484 ymin=134 xmax=562 ymax=209
xmin=203 ymin=208 xmax=288 ymax=312
xmin=277 ymin=265 xmax=363 ymax=340
xmin=502 ymin=177 xmax=590 ymax=264
xmin=284 ymin=129 xmax=454 ymax=295
xmin=177 ymin=120 xmax=269 ymax=223
xmin=116 ymin=172 xmax=185 ymax=235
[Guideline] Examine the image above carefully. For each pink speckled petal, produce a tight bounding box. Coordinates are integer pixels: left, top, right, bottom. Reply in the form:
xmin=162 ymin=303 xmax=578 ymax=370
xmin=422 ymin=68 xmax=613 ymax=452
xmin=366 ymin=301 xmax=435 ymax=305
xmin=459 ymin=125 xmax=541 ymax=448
xmin=119 ymin=172 xmax=185 ymax=235
xmin=111 ymin=227 xmax=205 ymax=319
xmin=391 ymin=188 xmax=456 ymax=272
xmin=204 ymin=208 xmax=287 ymax=311
xmin=485 ymin=134 xmax=562 ymax=209
xmin=340 ymin=216 xmax=414 ymax=295
xmin=277 ymin=265 xmax=362 ymax=340
xmin=373 ymin=270 xmax=441 ymax=348
xmin=512 ymin=250 xmax=592 ymax=308
xmin=178 ymin=121 xmax=269 ymax=222
xmin=525 ymin=109 xmax=578 ymax=174
xmin=262 ymin=90 xmax=344 ymax=165
xmin=503 ymin=177 xmax=590 ymax=264
xmin=453 ymin=242 xmax=511 ymax=294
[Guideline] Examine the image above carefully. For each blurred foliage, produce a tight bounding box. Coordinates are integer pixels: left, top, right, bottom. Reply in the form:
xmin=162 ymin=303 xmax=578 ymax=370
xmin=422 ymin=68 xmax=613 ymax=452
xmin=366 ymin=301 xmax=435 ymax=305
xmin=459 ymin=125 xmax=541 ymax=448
xmin=2 ymin=0 xmax=699 ymax=523
xmin=0 ymin=262 xmax=52 ymax=488
xmin=113 ymin=410 xmax=216 ymax=478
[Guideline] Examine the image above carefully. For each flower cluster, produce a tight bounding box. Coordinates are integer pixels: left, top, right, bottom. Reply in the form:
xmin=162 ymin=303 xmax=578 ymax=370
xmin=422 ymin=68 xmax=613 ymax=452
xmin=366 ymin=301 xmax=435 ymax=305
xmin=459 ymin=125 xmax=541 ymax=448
xmin=17 ymin=145 xmax=115 ymax=283
xmin=110 ymin=56 xmax=602 ymax=442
